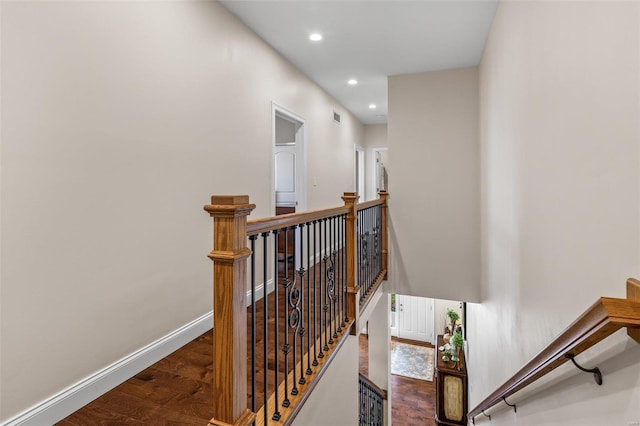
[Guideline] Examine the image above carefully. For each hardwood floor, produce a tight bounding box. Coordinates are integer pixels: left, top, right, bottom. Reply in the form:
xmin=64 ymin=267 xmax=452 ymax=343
xmin=60 ymin=255 xmax=348 ymax=425
xmin=60 ymin=327 xmax=435 ymax=425
xmin=359 ymin=335 xmax=437 ymax=426
xmin=59 ymin=331 xmax=215 ymax=425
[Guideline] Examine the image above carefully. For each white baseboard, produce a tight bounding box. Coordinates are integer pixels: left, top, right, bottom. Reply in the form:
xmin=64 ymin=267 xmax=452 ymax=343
xmin=246 ymin=279 xmax=274 ymax=306
xmin=2 ymin=312 xmax=213 ymax=426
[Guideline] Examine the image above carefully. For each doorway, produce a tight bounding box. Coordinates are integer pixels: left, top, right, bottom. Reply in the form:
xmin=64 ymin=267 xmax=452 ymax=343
xmin=273 ymin=103 xmax=306 ymax=269
xmin=394 ymin=294 xmax=435 ymax=344
xmin=355 ymin=145 xmax=365 ymax=200
xmin=370 ymin=147 xmax=388 ymax=200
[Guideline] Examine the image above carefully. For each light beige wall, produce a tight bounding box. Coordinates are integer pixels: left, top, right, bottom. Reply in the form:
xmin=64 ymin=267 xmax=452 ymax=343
xmin=387 ymin=68 xmax=480 ymax=302
xmin=434 ymin=299 xmax=461 ymax=337
xmin=363 ymin=124 xmax=388 ymax=201
xmin=292 ymin=335 xmax=359 ymax=426
xmin=468 ymin=1 xmax=640 ymax=425
xmin=0 ymin=1 xmax=363 ymax=421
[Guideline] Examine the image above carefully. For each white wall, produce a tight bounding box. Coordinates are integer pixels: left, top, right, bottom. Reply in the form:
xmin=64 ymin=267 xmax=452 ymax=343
xmin=363 ymin=124 xmax=388 ymax=202
xmin=292 ymin=335 xmax=359 ymax=426
xmin=0 ymin=1 xmax=363 ymax=421
xmin=365 ymin=290 xmax=392 ymax=426
xmin=468 ymin=2 xmax=640 ymax=425
xmin=387 ymin=67 xmax=480 ymax=302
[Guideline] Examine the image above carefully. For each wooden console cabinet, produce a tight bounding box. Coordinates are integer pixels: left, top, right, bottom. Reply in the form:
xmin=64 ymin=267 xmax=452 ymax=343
xmin=435 ymin=335 xmax=468 ymax=426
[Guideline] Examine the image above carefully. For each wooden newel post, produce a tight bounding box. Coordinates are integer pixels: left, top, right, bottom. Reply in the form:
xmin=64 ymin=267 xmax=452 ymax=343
xmin=342 ymin=192 xmax=360 ymax=334
xmin=204 ymin=196 xmax=256 ymax=426
xmin=378 ymin=190 xmax=389 ymax=280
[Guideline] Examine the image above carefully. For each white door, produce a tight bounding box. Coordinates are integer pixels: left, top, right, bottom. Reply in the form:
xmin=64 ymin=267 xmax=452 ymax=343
xmin=397 ymin=295 xmax=434 ymax=344
xmin=275 ymin=145 xmax=296 ymax=208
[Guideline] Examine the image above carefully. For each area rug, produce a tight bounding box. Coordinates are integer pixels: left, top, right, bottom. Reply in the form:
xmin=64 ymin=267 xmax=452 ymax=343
xmin=391 ymin=342 xmax=434 ymax=381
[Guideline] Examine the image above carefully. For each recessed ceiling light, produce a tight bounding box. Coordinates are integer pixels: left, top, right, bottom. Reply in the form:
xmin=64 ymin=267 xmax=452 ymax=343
xmin=309 ymin=33 xmax=323 ymax=41
xmin=369 ymin=104 xmax=377 ymax=109
xmin=348 ymin=79 xmax=358 ymax=85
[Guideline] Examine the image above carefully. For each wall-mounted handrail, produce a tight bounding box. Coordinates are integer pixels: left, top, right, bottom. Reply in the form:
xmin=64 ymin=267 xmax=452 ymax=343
xmin=468 ymin=278 xmax=640 ymax=422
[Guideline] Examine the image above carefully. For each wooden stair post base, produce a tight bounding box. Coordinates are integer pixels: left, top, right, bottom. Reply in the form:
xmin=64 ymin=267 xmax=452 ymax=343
xmin=204 ymin=195 xmax=256 ymax=426
xmin=628 ymin=278 xmax=640 ymax=343
xmin=342 ymin=192 xmax=360 ymax=335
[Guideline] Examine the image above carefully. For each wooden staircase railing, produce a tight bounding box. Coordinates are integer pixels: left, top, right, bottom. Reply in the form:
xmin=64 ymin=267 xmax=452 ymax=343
xmin=204 ymin=191 xmax=388 ymax=426
xmin=358 ymin=373 xmax=387 ymax=426
xmin=468 ymin=278 xmax=640 ymax=423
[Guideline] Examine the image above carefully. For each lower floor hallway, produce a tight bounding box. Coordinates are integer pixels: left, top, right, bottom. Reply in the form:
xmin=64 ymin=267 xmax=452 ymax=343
xmin=359 ymin=334 xmax=436 ymax=426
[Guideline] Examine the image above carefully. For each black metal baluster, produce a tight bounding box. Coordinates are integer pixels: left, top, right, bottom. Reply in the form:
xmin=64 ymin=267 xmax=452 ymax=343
xmin=377 ymin=205 xmax=381 ymax=276
xmin=331 ymin=216 xmax=338 ymax=338
xmin=322 ymin=218 xmax=330 ymax=351
xmin=312 ymin=220 xmax=319 ymax=366
xmin=365 ymin=383 xmax=371 ymax=425
xmin=359 ymin=208 xmax=363 ymax=297
xmin=327 ymin=216 xmax=333 ymax=343
xmin=368 ymin=207 xmax=371 ymax=294
xmin=298 ymin=223 xmax=307 ymax=384
xmin=249 ymin=235 xmax=257 ymax=414
xmin=336 ymin=216 xmax=343 ymax=333
xmin=359 ymin=209 xmax=364 ymax=294
xmin=368 ymin=207 xmax=372 ymax=294
xmin=370 ymin=207 xmax=373 ymax=293
xmin=359 ymin=379 xmax=363 ymax=424
xmin=318 ymin=218 xmax=325 ymax=357
xmin=282 ymin=227 xmax=291 ymax=408
xmin=261 ymin=232 xmax=269 ymax=426
xmin=306 ymin=221 xmax=313 ymax=376
xmin=343 ymin=214 xmax=348 ymax=323
xmin=272 ymin=229 xmax=281 ymax=421
xmin=291 ymin=226 xmax=299 ymax=395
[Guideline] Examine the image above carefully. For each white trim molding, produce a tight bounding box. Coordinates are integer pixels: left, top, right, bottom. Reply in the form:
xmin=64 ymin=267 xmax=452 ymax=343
xmin=246 ymin=279 xmax=275 ymax=306
xmin=2 ymin=312 xmax=213 ymax=426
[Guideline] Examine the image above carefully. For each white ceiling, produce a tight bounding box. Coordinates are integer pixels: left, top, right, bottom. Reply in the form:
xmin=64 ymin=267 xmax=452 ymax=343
xmin=220 ymin=1 xmax=498 ymax=125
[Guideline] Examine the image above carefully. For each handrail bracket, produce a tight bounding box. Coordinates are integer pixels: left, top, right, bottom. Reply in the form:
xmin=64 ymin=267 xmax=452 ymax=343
xmin=502 ymin=396 xmax=516 ymax=413
xmin=565 ymin=353 xmax=602 ymax=385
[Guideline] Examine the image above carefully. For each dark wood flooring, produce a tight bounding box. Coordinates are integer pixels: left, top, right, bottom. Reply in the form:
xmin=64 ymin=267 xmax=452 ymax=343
xmin=359 ymin=335 xmax=437 ymax=426
xmin=59 ymin=331 xmax=215 ymax=425
xmin=59 ymin=254 xmax=349 ymax=425
xmin=59 ymin=331 xmax=435 ymax=425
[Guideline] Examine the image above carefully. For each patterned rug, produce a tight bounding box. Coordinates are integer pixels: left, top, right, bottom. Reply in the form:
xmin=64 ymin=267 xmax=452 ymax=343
xmin=391 ymin=342 xmax=435 ymax=381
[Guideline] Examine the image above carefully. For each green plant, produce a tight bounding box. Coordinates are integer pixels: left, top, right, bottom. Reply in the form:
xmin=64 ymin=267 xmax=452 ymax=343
xmin=446 ymin=308 xmax=461 ymax=334
xmin=450 ymin=331 xmax=464 ymax=349
xmin=446 ymin=308 xmax=460 ymax=323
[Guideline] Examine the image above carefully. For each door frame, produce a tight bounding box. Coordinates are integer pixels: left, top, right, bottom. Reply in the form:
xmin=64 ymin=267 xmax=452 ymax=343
xmin=272 ymin=102 xmax=307 ymax=216
xmin=370 ymin=147 xmax=388 ymax=201
xmin=354 ymin=144 xmax=365 ymax=201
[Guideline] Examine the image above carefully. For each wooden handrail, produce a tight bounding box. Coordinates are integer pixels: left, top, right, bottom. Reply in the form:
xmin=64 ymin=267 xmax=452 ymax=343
xmin=468 ymin=278 xmax=640 ymax=421
xmin=204 ymin=191 xmax=390 ymax=426
xmin=358 ymin=373 xmax=388 ymax=400
xmin=246 ymin=205 xmax=350 ymax=236
xmin=355 ymin=198 xmax=384 ymax=212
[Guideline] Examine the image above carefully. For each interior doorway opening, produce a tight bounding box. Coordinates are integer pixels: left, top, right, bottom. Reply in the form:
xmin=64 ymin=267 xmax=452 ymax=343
xmin=272 ymin=103 xmax=306 ymax=269
xmin=355 ymin=145 xmax=365 ymax=200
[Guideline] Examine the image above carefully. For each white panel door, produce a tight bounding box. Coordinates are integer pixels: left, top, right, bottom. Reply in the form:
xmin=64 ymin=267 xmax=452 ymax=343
xmin=397 ymin=295 xmax=434 ymax=344
xmin=275 ymin=145 xmax=296 ymax=207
